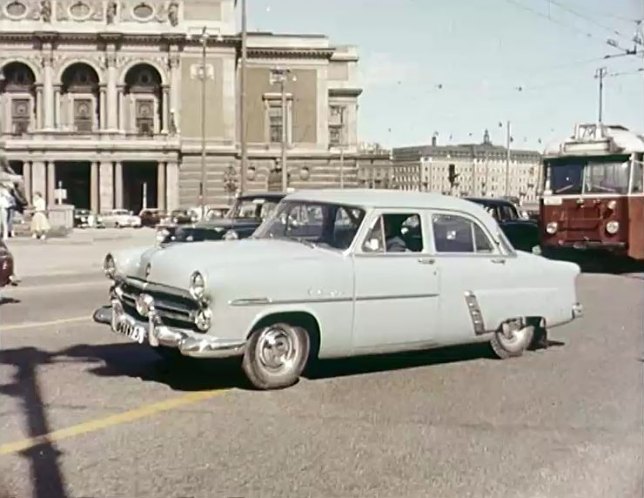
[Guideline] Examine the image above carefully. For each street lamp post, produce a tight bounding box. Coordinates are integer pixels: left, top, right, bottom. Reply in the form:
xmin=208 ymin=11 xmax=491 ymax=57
xmin=269 ymin=68 xmax=291 ymax=192
xmin=504 ymin=120 xmax=511 ymax=196
xmin=199 ymin=26 xmax=208 ymax=218
xmin=239 ymin=0 xmax=248 ymax=194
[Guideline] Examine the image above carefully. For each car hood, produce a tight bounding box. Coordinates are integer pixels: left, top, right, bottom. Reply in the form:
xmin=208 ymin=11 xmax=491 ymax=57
xmin=192 ymin=218 xmax=260 ymax=230
xmin=122 ymin=238 xmax=331 ymax=290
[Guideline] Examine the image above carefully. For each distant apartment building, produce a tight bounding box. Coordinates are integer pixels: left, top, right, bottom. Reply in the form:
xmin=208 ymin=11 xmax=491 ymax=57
xmin=392 ymin=131 xmax=542 ymax=202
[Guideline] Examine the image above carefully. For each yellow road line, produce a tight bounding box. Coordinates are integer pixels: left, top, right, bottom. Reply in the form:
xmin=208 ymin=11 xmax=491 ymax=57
xmin=0 ymin=316 xmax=89 ymax=332
xmin=0 ymin=389 xmax=227 ymax=456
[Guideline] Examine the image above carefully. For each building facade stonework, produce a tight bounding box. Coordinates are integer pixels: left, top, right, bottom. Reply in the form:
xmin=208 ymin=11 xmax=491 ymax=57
xmin=0 ymin=0 xmax=361 ymax=212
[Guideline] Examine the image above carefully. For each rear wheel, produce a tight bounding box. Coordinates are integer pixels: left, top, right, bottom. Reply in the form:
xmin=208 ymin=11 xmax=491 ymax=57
xmin=242 ymin=322 xmax=310 ymax=390
xmin=490 ymin=319 xmax=534 ymax=359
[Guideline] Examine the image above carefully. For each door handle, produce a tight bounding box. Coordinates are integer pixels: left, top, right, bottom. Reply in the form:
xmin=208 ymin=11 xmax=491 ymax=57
xmin=491 ymin=258 xmax=506 ymax=264
xmin=417 ymin=257 xmax=435 ymax=265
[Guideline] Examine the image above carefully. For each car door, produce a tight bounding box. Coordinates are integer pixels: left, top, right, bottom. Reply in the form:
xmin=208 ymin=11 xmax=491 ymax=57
xmin=429 ymin=210 xmax=521 ymax=345
xmin=351 ymin=209 xmax=440 ymax=353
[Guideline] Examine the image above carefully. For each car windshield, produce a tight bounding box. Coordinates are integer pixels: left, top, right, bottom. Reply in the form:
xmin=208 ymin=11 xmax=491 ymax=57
xmin=545 ymin=156 xmax=631 ymax=195
xmin=228 ymin=197 xmax=279 ymax=220
xmin=253 ymin=200 xmax=366 ymax=250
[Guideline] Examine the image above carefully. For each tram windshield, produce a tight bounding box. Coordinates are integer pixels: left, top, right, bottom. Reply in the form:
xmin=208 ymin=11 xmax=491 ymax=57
xmin=544 ymin=155 xmax=633 ymax=195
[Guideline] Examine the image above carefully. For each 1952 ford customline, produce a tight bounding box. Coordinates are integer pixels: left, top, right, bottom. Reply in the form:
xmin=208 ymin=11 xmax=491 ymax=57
xmin=93 ymin=189 xmax=583 ymax=390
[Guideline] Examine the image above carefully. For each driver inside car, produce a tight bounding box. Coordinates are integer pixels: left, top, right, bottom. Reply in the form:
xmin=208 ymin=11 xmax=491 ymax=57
xmin=384 ymin=215 xmax=409 ymax=252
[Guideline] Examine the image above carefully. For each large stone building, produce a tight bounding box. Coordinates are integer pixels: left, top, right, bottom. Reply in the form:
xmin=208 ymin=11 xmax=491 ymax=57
xmin=0 ymin=0 xmax=361 ymax=212
xmin=392 ymin=131 xmax=542 ymax=203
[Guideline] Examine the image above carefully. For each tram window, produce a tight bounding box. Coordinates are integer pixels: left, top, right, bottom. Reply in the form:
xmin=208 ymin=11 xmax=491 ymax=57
xmin=632 ymin=162 xmax=643 ymax=194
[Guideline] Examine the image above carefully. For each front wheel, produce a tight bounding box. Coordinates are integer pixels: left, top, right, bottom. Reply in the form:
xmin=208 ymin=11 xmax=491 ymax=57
xmin=490 ymin=320 xmax=534 ymax=359
xmin=242 ymin=322 xmax=310 ymax=390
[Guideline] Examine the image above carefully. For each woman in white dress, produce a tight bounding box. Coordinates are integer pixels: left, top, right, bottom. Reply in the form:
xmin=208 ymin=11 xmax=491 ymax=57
xmin=30 ymin=192 xmax=50 ymax=240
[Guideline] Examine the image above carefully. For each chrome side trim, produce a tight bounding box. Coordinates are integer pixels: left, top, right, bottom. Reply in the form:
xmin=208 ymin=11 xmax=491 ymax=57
xmin=229 ymin=293 xmax=438 ymax=306
xmin=465 ymin=291 xmax=486 ymax=335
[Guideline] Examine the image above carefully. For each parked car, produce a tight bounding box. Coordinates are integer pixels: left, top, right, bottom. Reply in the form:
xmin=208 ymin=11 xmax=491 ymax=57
xmin=0 ymin=240 xmax=17 ymax=289
xmin=73 ymin=208 xmax=104 ymax=229
xmin=139 ymin=209 xmax=166 ymax=228
xmin=101 ymin=209 xmax=142 ymax=228
xmin=169 ymin=209 xmax=197 ymax=225
xmin=465 ymin=197 xmax=540 ymax=253
xmin=157 ymin=192 xmax=285 ymax=244
xmin=93 ymin=189 xmax=583 ymax=390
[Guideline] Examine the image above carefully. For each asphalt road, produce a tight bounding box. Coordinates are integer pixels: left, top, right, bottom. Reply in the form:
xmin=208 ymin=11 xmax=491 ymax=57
xmin=0 ymin=270 xmax=642 ymax=498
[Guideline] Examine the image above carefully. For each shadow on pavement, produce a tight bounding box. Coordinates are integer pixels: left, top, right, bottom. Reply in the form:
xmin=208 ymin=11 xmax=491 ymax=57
xmin=0 ymin=297 xmax=20 ymax=305
xmin=0 ymin=347 xmax=68 ymax=498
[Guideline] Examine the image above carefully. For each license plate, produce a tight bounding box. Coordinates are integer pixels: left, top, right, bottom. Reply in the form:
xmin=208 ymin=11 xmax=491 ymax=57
xmin=113 ymin=313 xmax=147 ymax=344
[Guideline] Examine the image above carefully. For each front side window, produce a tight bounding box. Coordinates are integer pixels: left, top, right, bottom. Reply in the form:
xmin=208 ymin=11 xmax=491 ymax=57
xmin=432 ymin=213 xmax=494 ymax=253
xmin=254 ymin=201 xmax=365 ymax=250
xmin=632 ymin=159 xmax=644 ymax=194
xmin=362 ymin=213 xmax=423 ymax=253
xmin=584 ymin=159 xmax=630 ymax=194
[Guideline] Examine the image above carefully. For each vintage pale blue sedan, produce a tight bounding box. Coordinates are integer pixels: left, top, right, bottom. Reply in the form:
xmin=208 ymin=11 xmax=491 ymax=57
xmin=93 ymin=189 xmax=583 ymax=390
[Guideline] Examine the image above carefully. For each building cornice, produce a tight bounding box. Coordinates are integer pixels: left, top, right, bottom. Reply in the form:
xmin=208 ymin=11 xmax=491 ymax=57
xmin=247 ymin=47 xmax=335 ymax=59
xmin=329 ymin=87 xmax=363 ymax=97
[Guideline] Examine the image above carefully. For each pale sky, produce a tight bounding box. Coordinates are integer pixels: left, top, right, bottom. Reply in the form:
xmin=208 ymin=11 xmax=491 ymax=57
xmin=246 ymin=0 xmax=644 ymax=150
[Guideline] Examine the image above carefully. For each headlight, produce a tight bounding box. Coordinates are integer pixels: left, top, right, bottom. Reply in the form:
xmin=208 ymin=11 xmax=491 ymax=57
xmin=156 ymin=229 xmax=170 ymax=243
xmin=103 ymin=254 xmax=116 ymax=279
xmin=189 ymin=271 xmax=206 ymax=300
xmin=546 ymin=222 xmax=558 ymax=234
xmin=194 ymin=308 xmax=212 ymax=331
xmin=605 ymin=220 xmax=619 ymax=235
xmin=224 ymin=230 xmax=239 ymax=240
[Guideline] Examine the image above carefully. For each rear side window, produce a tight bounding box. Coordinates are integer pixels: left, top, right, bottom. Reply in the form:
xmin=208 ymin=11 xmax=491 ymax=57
xmin=432 ymin=213 xmax=493 ymax=253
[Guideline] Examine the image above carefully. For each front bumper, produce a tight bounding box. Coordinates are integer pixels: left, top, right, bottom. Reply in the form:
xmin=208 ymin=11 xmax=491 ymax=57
xmin=93 ymin=301 xmax=246 ymax=359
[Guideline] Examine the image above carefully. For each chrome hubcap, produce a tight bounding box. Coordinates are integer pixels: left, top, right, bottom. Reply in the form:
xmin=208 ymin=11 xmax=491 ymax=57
xmin=498 ymin=321 xmax=530 ymax=348
xmin=257 ymin=326 xmax=296 ymax=372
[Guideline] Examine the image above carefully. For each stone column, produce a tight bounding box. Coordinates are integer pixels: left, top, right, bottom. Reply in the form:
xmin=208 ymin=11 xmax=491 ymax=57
xmin=157 ymin=162 xmax=166 ymax=210
xmin=30 ymin=161 xmax=46 ymax=200
xmin=53 ymin=85 xmax=61 ymax=128
xmin=169 ymin=52 xmax=180 ymax=131
xmin=114 ymin=161 xmax=123 ymax=208
xmin=22 ymin=162 xmax=32 ymax=201
xmin=106 ymin=52 xmax=118 ymax=130
xmin=90 ymin=161 xmax=99 ymax=213
xmin=118 ymin=86 xmax=126 ymax=131
xmin=35 ymin=85 xmax=44 ymax=129
xmin=166 ymin=161 xmax=179 ymax=211
xmin=46 ymin=161 xmax=56 ymax=206
xmin=99 ymin=86 xmax=107 ymax=130
xmin=99 ymin=161 xmax=114 ymax=212
xmin=161 ymin=86 xmax=170 ymax=133
xmin=42 ymin=51 xmax=55 ymax=130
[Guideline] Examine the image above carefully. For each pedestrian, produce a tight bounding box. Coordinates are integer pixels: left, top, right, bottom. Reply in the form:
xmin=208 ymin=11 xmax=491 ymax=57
xmin=30 ymin=192 xmax=50 ymax=240
xmin=0 ymin=184 xmax=11 ymax=241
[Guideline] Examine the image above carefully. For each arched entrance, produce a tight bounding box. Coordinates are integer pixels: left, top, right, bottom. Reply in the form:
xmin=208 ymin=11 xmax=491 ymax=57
xmin=60 ymin=63 xmax=100 ymax=132
xmin=0 ymin=62 xmax=36 ymax=135
xmin=123 ymin=64 xmax=163 ymax=135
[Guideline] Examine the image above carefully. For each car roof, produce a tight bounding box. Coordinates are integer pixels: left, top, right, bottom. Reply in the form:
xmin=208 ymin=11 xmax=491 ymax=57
xmin=238 ymin=192 xmax=285 ymax=200
xmin=285 ymin=189 xmax=489 ymax=212
xmin=464 ymin=197 xmax=514 ymax=207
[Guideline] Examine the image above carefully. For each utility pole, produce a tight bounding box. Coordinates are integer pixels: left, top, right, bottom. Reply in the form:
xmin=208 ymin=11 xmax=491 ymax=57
xmin=504 ymin=120 xmax=511 ymax=197
xmin=595 ymin=67 xmax=607 ymax=124
xmin=199 ymin=26 xmax=208 ymax=218
xmin=339 ymin=107 xmax=345 ymax=189
xmin=239 ymin=0 xmax=248 ymax=194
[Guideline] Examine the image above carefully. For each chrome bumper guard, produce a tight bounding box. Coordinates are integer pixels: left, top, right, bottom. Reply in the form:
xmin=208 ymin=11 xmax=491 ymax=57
xmin=572 ymin=302 xmax=583 ymax=318
xmin=92 ymin=301 xmax=245 ymax=359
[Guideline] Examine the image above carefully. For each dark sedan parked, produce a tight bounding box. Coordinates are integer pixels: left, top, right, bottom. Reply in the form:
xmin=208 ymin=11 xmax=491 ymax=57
xmin=0 ymin=240 xmax=17 ymax=289
xmin=158 ymin=192 xmax=285 ymax=244
xmin=465 ymin=197 xmax=540 ymax=253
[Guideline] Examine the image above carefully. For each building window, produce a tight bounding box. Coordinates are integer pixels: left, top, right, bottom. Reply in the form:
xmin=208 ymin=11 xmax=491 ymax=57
xmin=73 ymin=98 xmax=93 ymax=132
xmin=268 ymin=103 xmax=283 ymax=144
xmin=135 ymin=99 xmax=155 ymax=136
xmin=11 ymin=98 xmax=31 ymax=135
xmin=329 ymin=105 xmax=345 ymax=147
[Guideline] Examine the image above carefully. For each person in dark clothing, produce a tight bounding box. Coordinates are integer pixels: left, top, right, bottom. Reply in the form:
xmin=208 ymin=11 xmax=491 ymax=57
xmin=383 ymin=215 xmax=409 ymax=252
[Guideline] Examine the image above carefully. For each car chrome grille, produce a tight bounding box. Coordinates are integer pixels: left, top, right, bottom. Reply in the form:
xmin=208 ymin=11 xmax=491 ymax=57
xmin=115 ymin=281 xmax=200 ymax=328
